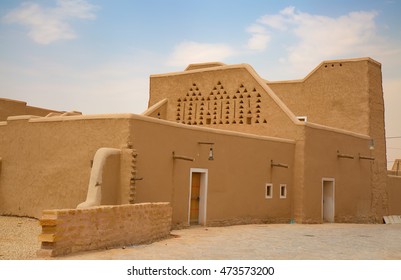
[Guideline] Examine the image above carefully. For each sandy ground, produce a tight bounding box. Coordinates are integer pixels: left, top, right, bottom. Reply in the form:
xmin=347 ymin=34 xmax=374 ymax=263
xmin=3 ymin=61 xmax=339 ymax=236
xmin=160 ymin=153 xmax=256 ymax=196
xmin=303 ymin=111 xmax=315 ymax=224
xmin=0 ymin=216 xmax=41 ymax=260
xmin=1 ymin=216 xmax=401 ymax=260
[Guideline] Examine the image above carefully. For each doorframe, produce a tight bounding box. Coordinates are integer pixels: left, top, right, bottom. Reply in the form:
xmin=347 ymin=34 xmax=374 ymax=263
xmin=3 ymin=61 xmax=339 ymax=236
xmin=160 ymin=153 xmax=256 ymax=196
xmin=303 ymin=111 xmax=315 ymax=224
xmin=188 ymin=168 xmax=208 ymax=226
xmin=322 ymin=178 xmax=335 ymax=223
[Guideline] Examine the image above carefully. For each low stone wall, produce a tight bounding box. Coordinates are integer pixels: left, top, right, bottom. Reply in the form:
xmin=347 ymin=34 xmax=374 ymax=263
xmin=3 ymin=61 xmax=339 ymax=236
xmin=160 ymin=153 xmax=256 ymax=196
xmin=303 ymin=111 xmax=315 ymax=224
xmin=37 ymin=203 xmax=172 ymax=257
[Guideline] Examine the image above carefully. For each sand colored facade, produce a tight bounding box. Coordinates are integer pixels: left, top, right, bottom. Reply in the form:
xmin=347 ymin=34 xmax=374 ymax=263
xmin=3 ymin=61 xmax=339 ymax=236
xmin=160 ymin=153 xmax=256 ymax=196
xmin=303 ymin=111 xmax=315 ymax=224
xmin=0 ymin=57 xmax=400 ymax=228
xmin=0 ymin=98 xmax=61 ymax=121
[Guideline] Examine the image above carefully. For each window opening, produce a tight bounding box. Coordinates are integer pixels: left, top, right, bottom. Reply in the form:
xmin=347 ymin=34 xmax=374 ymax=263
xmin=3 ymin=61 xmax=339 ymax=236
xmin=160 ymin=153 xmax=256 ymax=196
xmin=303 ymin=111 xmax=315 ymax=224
xmin=265 ymin=184 xmax=273 ymax=199
xmin=280 ymin=184 xmax=287 ymax=199
xmin=296 ymin=116 xmax=307 ymax=122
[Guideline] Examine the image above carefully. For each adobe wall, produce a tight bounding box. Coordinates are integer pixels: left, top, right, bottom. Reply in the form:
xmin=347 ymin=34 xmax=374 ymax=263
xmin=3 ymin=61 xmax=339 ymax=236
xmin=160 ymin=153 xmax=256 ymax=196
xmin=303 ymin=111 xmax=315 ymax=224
xmin=128 ymin=117 xmax=295 ymax=228
xmin=147 ymin=60 xmax=385 ymax=225
xmin=0 ymin=98 xmax=60 ymax=121
xmin=0 ymin=112 xmax=295 ymax=226
xmin=387 ymin=175 xmax=401 ymax=215
xmin=268 ymin=59 xmax=374 ymax=135
xmin=37 ymin=203 xmax=172 ymax=257
xmin=149 ymin=64 xmax=299 ymax=140
xmin=302 ymin=124 xmax=375 ymax=223
xmin=269 ymin=58 xmax=388 ymax=222
xmin=0 ymin=115 xmax=132 ymax=218
xmin=367 ymin=61 xmax=388 ymax=221
xmin=148 ymin=66 xmax=307 ymax=227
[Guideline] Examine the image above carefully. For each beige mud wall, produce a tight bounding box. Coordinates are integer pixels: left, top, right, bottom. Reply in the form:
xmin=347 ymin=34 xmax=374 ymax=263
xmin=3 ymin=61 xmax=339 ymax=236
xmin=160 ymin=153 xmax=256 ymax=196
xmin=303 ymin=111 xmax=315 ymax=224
xmin=269 ymin=58 xmax=388 ymax=222
xmin=302 ymin=125 xmax=375 ymax=223
xmin=147 ymin=60 xmax=386 ymax=224
xmin=128 ymin=117 xmax=295 ymax=228
xmin=147 ymin=65 xmax=307 ymax=228
xmin=0 ymin=115 xmax=131 ymax=218
xmin=0 ymin=98 xmax=60 ymax=121
xmin=387 ymin=175 xmax=401 ymax=215
xmin=268 ymin=59 xmax=378 ymax=135
xmin=148 ymin=65 xmax=298 ymax=140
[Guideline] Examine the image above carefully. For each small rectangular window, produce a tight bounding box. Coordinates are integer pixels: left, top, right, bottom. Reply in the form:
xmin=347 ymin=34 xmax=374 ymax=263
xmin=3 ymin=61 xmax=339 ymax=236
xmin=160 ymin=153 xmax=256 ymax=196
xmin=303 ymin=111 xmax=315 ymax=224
xmin=280 ymin=184 xmax=287 ymax=199
xmin=265 ymin=183 xmax=273 ymax=199
xmin=296 ymin=116 xmax=307 ymax=122
xmin=246 ymin=117 xmax=252 ymax=124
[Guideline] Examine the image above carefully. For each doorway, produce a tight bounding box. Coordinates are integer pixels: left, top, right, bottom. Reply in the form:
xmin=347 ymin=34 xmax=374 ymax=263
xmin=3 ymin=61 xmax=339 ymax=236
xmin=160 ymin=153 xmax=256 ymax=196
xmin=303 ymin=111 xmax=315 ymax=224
xmin=188 ymin=168 xmax=208 ymax=225
xmin=322 ymin=178 xmax=335 ymax=223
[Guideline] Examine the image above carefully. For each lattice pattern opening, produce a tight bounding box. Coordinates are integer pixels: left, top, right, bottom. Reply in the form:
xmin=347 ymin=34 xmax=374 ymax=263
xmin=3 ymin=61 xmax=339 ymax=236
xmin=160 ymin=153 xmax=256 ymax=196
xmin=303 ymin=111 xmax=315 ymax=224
xmin=175 ymin=82 xmax=267 ymax=126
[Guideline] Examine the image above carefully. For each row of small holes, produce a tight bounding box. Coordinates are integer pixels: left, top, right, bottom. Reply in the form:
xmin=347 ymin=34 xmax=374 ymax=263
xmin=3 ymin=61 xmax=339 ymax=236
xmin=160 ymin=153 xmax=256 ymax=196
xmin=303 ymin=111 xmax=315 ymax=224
xmin=324 ymin=63 xmax=343 ymax=68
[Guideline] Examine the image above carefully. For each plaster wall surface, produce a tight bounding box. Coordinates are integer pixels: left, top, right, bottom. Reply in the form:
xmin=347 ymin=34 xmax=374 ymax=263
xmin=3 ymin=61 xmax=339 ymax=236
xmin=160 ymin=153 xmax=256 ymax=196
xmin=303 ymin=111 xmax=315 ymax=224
xmin=302 ymin=125 xmax=374 ymax=223
xmin=0 ymin=115 xmax=130 ymax=218
xmin=387 ymin=175 xmax=401 ymax=215
xmin=0 ymin=98 xmax=59 ymax=121
xmin=269 ymin=59 xmax=387 ymax=222
xmin=268 ymin=59 xmax=373 ymax=135
xmin=367 ymin=61 xmax=388 ymax=221
xmin=147 ymin=59 xmax=387 ymax=224
xmin=149 ymin=65 xmax=299 ymax=140
xmin=128 ymin=117 xmax=295 ymax=228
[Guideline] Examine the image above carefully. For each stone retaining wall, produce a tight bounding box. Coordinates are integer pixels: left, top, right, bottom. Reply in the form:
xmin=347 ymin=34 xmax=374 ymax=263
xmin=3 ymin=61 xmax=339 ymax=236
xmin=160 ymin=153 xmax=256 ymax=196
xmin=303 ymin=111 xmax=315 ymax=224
xmin=37 ymin=203 xmax=172 ymax=257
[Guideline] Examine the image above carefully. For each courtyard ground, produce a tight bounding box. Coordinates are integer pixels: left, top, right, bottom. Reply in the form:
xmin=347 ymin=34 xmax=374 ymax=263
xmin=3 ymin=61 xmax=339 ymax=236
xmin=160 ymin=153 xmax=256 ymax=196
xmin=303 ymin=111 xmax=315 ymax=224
xmin=1 ymin=215 xmax=401 ymax=260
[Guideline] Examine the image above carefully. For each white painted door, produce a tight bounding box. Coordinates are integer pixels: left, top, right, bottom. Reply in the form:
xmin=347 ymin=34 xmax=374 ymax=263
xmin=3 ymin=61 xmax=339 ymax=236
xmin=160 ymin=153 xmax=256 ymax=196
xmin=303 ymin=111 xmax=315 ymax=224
xmin=322 ymin=179 xmax=335 ymax=223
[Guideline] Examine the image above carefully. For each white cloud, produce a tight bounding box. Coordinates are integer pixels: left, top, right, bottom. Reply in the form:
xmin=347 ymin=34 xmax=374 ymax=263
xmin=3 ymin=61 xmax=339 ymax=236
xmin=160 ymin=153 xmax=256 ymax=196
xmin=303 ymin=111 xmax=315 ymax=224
xmin=246 ymin=24 xmax=270 ymax=51
xmin=258 ymin=6 xmax=295 ymax=31
xmin=55 ymin=0 xmax=97 ymax=19
xmin=167 ymin=41 xmax=237 ymax=67
xmin=3 ymin=0 xmax=98 ymax=44
xmin=168 ymin=7 xmax=388 ymax=70
xmin=246 ymin=24 xmax=266 ymax=34
xmin=256 ymin=6 xmax=381 ymax=73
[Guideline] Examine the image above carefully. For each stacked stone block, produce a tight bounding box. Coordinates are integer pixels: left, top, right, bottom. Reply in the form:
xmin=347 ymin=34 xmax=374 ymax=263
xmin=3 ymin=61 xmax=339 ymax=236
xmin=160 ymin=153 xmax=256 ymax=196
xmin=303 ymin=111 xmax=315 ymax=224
xmin=37 ymin=202 xmax=172 ymax=257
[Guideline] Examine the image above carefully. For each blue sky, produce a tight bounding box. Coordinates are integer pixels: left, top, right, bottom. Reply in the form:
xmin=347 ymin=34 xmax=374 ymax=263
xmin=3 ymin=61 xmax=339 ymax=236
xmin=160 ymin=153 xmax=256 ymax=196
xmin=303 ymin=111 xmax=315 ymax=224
xmin=0 ymin=0 xmax=400 ymax=164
